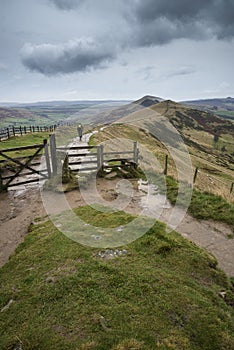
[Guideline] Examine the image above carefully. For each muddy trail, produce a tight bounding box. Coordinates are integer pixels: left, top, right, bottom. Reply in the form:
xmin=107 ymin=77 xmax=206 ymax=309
xmin=0 ymin=179 xmax=233 ymax=277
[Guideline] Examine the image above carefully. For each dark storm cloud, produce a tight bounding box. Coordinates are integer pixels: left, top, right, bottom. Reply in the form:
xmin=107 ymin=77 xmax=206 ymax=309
xmin=21 ymin=39 xmax=115 ymax=75
xmin=48 ymin=0 xmax=83 ymax=10
xmin=133 ymin=0 xmax=234 ymax=45
xmin=20 ymin=0 xmax=234 ymax=76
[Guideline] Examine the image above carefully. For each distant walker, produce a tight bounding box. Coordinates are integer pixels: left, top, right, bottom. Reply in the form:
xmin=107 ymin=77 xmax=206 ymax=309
xmin=77 ymin=124 xmax=83 ymax=141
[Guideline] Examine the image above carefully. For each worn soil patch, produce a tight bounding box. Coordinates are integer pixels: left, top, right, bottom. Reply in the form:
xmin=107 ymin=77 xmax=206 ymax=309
xmin=0 ymin=180 xmax=233 ymax=276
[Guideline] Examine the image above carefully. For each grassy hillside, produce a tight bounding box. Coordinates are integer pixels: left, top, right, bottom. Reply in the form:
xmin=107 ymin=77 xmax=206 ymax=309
xmin=0 ymin=206 xmax=234 ymax=350
xmin=183 ymin=97 xmax=234 ymax=122
xmin=148 ymin=101 xmax=234 ymax=176
xmin=91 ymin=123 xmax=234 ymax=202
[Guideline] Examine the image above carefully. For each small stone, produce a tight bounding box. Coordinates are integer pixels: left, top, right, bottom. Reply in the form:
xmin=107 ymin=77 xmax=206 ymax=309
xmin=219 ymin=291 xmax=226 ymax=299
xmin=45 ymin=276 xmax=56 ymax=283
xmin=115 ymin=226 xmax=125 ymax=232
xmin=91 ymin=235 xmax=101 ymax=240
xmin=1 ymin=299 xmax=14 ymax=312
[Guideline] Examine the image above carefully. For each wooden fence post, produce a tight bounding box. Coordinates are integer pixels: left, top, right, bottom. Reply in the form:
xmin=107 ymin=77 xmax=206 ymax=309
xmin=0 ymin=168 xmax=3 ymax=192
xmin=50 ymin=133 xmax=57 ymax=175
xmin=164 ymin=154 xmax=168 ymax=175
xmin=193 ymin=167 xmax=199 ymax=184
xmin=7 ymin=128 xmax=10 ymax=139
xmin=20 ymin=126 xmax=22 ymax=135
xmin=12 ymin=126 xmax=15 ymax=137
xmin=97 ymin=144 xmax=104 ymax=171
xmin=24 ymin=126 xmax=27 ymax=134
xmin=133 ymin=141 xmax=139 ymax=168
xmin=230 ymin=182 xmax=234 ymax=194
xmin=43 ymin=139 xmax=52 ymax=179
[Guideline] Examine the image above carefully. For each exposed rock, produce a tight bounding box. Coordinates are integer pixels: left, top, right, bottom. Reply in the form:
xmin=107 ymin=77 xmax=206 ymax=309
xmin=96 ymin=249 xmax=128 ymax=259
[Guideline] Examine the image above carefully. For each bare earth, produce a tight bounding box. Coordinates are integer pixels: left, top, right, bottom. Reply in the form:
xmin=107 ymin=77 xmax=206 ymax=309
xmin=0 ymin=183 xmax=233 ymax=276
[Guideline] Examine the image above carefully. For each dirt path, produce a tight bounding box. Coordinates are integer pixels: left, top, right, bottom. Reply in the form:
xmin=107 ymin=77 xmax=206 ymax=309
xmin=0 ymin=188 xmax=46 ymax=267
xmin=0 ymin=182 xmax=234 ymax=276
xmin=0 ymin=135 xmax=233 ymax=275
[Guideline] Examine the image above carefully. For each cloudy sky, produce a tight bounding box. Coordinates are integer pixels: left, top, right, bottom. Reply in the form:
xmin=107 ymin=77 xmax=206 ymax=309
xmin=0 ymin=0 xmax=234 ymax=102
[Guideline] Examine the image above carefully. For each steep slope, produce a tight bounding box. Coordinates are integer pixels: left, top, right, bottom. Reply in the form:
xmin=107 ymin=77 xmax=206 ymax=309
xmin=151 ymin=100 xmax=234 ymax=135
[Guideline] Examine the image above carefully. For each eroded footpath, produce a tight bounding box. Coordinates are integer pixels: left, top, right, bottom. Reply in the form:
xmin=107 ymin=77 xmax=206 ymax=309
xmin=0 ymin=184 xmax=234 ymax=277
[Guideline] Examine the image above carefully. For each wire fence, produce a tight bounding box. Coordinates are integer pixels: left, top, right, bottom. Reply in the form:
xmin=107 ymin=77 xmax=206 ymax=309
xmin=163 ymin=154 xmax=234 ymax=202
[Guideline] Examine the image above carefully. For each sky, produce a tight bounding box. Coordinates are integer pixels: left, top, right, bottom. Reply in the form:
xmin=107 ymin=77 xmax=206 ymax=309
xmin=0 ymin=0 xmax=234 ymax=102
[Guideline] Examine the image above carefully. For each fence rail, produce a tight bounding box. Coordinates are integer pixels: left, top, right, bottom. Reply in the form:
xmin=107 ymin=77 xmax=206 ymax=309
xmin=0 ymin=139 xmax=50 ymax=191
xmin=59 ymin=140 xmax=139 ymax=174
xmin=0 ymin=124 xmax=58 ymax=141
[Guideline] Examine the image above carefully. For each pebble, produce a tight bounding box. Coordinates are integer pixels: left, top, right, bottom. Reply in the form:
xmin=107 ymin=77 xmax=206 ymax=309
xmin=96 ymin=249 xmax=128 ymax=259
xmin=1 ymin=299 xmax=14 ymax=312
xmin=91 ymin=234 xmax=102 ymax=240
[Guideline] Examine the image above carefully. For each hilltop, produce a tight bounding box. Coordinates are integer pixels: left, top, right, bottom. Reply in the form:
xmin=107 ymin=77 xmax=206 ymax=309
xmin=134 ymin=95 xmax=164 ymax=107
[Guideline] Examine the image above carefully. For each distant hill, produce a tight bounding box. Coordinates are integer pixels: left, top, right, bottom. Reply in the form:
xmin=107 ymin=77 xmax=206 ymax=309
xmin=108 ymin=96 xmax=234 ymax=170
xmin=0 ymin=100 xmax=131 ymax=128
xmin=134 ymin=95 xmax=164 ymax=107
xmin=98 ymin=96 xmax=234 ymax=137
xmin=183 ymin=97 xmax=234 ymax=110
xmin=183 ymin=97 xmax=234 ymax=122
xmin=0 ymin=107 xmax=50 ymax=126
xmin=151 ymin=99 xmax=234 ymax=137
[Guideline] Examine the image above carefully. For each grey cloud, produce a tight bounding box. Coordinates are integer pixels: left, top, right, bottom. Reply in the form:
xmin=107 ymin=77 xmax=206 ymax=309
xmin=135 ymin=0 xmax=213 ymax=22
xmin=136 ymin=66 xmax=156 ymax=81
xmin=134 ymin=17 xmax=208 ymax=46
xmin=162 ymin=66 xmax=196 ymax=79
xmin=0 ymin=62 xmax=7 ymax=71
xmin=48 ymin=0 xmax=83 ymax=10
xmin=21 ymin=39 xmax=115 ymax=75
xmin=132 ymin=0 xmax=234 ymax=45
xmin=20 ymin=0 xmax=234 ymax=76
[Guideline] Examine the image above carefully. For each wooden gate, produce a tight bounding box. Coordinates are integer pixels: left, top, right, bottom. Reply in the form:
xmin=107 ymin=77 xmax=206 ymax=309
xmin=55 ymin=142 xmax=139 ymax=173
xmin=0 ymin=139 xmax=51 ymax=191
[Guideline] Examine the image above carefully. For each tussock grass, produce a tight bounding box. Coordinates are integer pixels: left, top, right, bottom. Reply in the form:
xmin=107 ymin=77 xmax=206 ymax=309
xmin=166 ymin=176 xmax=234 ymax=229
xmin=0 ymin=207 xmax=234 ymax=349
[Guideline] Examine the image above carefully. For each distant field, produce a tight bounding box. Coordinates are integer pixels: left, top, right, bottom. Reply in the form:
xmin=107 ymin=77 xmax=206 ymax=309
xmin=215 ymin=110 xmax=234 ymax=122
xmin=0 ymin=104 xmax=92 ymax=128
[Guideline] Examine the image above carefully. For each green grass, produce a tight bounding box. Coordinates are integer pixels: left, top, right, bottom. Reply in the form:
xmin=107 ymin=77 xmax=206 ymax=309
xmin=0 ymin=133 xmax=50 ymax=160
xmin=0 ymin=206 xmax=234 ymax=349
xmin=216 ymin=110 xmax=234 ymax=121
xmin=166 ymin=176 xmax=234 ymax=229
